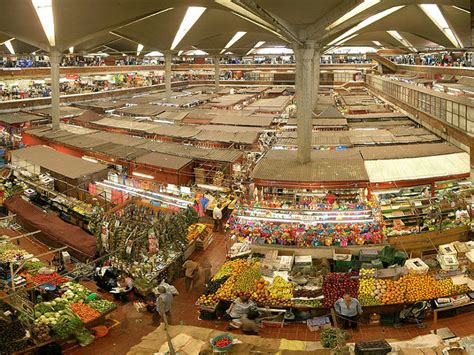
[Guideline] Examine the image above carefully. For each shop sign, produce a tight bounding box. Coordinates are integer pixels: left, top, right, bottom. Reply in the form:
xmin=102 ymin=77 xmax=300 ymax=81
xmin=66 ymin=74 xmax=79 ymax=80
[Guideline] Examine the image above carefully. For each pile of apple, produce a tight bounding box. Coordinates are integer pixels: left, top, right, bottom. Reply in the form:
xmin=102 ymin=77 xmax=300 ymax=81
xmin=322 ymin=272 xmax=359 ymax=308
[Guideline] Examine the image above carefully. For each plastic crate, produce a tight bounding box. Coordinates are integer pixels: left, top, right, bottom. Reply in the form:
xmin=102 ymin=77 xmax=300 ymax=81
xmin=355 ymin=340 xmax=392 ymax=355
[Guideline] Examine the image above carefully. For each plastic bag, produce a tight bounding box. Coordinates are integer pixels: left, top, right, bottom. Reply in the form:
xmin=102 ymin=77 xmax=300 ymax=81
xmin=74 ymin=327 xmax=95 ymax=347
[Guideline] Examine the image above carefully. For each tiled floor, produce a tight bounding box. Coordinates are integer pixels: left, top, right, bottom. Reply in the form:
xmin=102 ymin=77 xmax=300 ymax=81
xmin=6 ymin=230 xmax=474 ymax=355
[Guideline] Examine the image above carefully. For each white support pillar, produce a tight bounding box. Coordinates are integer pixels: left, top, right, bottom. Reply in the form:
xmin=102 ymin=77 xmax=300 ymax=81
xmin=312 ymin=47 xmax=321 ymax=113
xmin=164 ymin=51 xmax=172 ymax=101
xmin=50 ymin=50 xmax=60 ymax=130
xmin=294 ymin=43 xmax=315 ymax=164
xmin=214 ymin=55 xmax=220 ymax=89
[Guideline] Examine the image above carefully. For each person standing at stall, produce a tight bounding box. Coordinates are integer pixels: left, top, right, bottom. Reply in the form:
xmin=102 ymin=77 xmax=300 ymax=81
xmin=182 ymin=259 xmax=200 ymax=291
xmin=213 ymin=203 xmax=223 ymax=232
xmin=153 ymin=286 xmax=173 ymax=327
xmin=334 ymin=293 xmax=363 ymax=329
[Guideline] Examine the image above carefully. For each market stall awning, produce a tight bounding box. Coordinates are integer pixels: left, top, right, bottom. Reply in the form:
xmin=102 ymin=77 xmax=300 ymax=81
xmin=364 ymin=153 xmax=470 ymax=183
xmin=135 ymin=152 xmax=192 ymax=171
xmin=251 ymin=149 xmax=369 ymax=185
xmin=4 ymin=195 xmax=96 ymax=260
xmin=11 ymin=145 xmax=108 ymax=179
xmin=359 ymin=143 xmax=462 ymax=160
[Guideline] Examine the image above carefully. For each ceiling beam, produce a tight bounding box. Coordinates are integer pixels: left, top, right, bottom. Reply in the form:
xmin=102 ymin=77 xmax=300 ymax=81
xmin=63 ymin=7 xmax=173 ymax=52
xmin=0 ymin=30 xmax=48 ymax=52
xmin=302 ymin=0 xmax=362 ymax=41
xmin=231 ymin=0 xmax=302 ymax=44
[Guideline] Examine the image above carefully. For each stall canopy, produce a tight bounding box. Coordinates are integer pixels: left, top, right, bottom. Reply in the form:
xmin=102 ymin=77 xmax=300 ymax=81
xmin=135 ymin=152 xmax=192 ymax=171
xmin=364 ymin=152 xmax=470 ymax=183
xmin=251 ymin=149 xmax=369 ymax=184
xmin=11 ymin=145 xmax=108 ymax=179
xmin=4 ymin=195 xmax=96 ymax=259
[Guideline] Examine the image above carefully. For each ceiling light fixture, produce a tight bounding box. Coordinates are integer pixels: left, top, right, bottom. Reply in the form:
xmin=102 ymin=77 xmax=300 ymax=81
xmin=31 ymin=0 xmax=55 ymax=47
xmin=246 ymin=41 xmax=265 ymax=55
xmin=452 ymin=5 xmax=470 ymax=14
xmin=387 ymin=30 xmax=417 ymax=52
xmin=230 ymin=12 xmax=289 ymax=42
xmin=220 ymin=31 xmax=246 ymax=54
xmin=328 ymin=6 xmax=404 ymax=46
xmin=177 ymin=50 xmax=183 ymax=56
xmin=419 ymin=4 xmax=461 ymax=48
xmin=372 ymin=40 xmax=382 ymax=46
xmin=69 ymin=47 xmax=74 ymax=54
xmin=136 ymin=44 xmax=144 ymax=56
xmin=170 ymin=6 xmax=206 ymax=50
xmin=4 ymin=40 xmax=15 ymax=55
xmin=326 ymin=0 xmax=380 ymax=31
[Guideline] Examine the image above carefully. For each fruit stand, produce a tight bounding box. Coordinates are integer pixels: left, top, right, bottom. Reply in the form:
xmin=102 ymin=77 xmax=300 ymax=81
xmin=196 ymin=243 xmax=473 ymax=323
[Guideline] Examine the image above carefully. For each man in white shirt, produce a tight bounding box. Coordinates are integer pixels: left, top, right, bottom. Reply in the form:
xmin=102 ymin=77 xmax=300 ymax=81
xmin=213 ymin=204 xmax=223 ymax=232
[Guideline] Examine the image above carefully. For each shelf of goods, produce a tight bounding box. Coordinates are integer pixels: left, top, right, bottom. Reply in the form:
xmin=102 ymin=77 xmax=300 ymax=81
xmin=378 ymin=187 xmax=472 ymax=238
xmin=196 ymin=245 xmax=473 ymax=317
xmin=92 ymin=200 xmax=199 ymax=296
xmin=226 ymin=202 xmax=384 ymax=247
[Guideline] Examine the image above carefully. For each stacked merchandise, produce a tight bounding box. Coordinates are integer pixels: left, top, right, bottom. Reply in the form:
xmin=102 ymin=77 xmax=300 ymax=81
xmin=94 ymin=202 xmax=198 ymax=292
xmin=227 ymin=201 xmax=384 ymax=247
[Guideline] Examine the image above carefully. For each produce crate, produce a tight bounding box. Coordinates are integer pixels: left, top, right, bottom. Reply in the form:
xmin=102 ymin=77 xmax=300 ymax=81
xmin=196 ymin=233 xmax=214 ymax=251
xmin=355 ymin=340 xmax=392 ymax=355
xmin=371 ymin=259 xmax=383 ymax=269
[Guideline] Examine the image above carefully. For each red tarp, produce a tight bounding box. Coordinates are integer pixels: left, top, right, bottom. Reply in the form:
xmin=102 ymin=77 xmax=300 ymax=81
xmin=5 ymin=195 xmax=96 ymax=259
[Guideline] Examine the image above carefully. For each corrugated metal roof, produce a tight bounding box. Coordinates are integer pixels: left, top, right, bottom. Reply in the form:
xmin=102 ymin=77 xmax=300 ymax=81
xmin=135 ymin=152 xmax=192 ymax=170
xmin=115 ymin=104 xmax=166 ymax=117
xmin=251 ymin=150 xmax=368 ymax=182
xmin=0 ymin=112 xmax=46 ymax=124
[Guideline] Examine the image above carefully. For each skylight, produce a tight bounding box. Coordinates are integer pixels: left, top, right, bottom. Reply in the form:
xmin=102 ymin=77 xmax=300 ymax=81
xmin=326 ymin=0 xmax=380 ymax=31
xmin=4 ymin=40 xmax=15 ymax=55
xmin=419 ymin=4 xmax=461 ymax=48
xmin=328 ymin=6 xmax=404 ymax=46
xmin=136 ymin=44 xmax=144 ymax=56
xmin=170 ymin=7 xmax=206 ymax=50
xmin=387 ymin=30 xmax=417 ymax=52
xmin=246 ymin=41 xmax=265 ymax=55
xmin=220 ymin=31 xmax=246 ymax=54
xmin=31 ymin=0 xmax=55 ymax=47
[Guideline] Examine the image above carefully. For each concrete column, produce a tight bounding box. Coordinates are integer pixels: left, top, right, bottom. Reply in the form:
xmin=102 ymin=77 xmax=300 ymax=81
xmin=294 ymin=43 xmax=315 ymax=164
xmin=164 ymin=51 xmax=172 ymax=101
xmin=214 ymin=55 xmax=220 ymax=89
xmin=312 ymin=47 xmax=321 ymax=113
xmin=50 ymin=50 xmax=60 ymax=130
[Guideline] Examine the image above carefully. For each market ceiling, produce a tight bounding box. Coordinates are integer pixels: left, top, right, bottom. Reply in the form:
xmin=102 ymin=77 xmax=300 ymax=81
xmin=0 ymin=0 xmax=471 ymax=56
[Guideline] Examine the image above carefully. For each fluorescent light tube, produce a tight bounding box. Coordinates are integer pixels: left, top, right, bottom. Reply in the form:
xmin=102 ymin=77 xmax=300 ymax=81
xmin=335 ymin=33 xmax=358 ymax=46
xmin=69 ymin=47 xmax=74 ymax=54
xmin=136 ymin=44 xmax=144 ymax=56
xmin=171 ymin=7 xmax=206 ymax=50
xmin=31 ymin=0 xmax=55 ymax=47
xmin=372 ymin=41 xmax=382 ymax=46
xmin=387 ymin=30 xmax=416 ymax=52
xmin=246 ymin=40 xmax=265 ymax=55
xmin=419 ymin=4 xmax=461 ymax=47
xmin=326 ymin=0 xmax=380 ymax=30
xmin=4 ymin=40 xmax=15 ymax=54
xmin=132 ymin=171 xmax=154 ymax=179
xmin=177 ymin=50 xmax=183 ymax=56
xmin=328 ymin=6 xmax=404 ymax=46
xmin=220 ymin=31 xmax=246 ymax=54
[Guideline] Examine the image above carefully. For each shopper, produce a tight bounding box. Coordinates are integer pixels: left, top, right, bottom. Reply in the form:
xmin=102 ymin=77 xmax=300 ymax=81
xmin=182 ymin=259 xmax=200 ymax=291
xmin=201 ymin=260 xmax=212 ymax=285
xmin=213 ymin=203 xmax=223 ymax=232
xmin=153 ymin=286 xmax=173 ymax=327
xmin=334 ymin=293 xmax=363 ymax=330
xmin=226 ymin=294 xmax=256 ymax=329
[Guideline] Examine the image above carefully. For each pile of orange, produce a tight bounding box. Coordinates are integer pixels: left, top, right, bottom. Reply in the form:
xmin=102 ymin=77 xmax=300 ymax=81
xmin=378 ymin=278 xmax=406 ymax=304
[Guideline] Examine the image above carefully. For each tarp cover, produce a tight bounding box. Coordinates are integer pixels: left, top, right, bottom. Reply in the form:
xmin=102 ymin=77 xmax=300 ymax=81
xmin=5 ymin=195 xmax=96 ymax=259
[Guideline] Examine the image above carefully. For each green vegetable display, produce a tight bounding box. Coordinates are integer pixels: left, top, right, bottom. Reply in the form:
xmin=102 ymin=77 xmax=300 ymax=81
xmin=51 ymin=310 xmax=83 ymax=339
xmin=73 ymin=327 xmax=95 ymax=347
xmin=87 ymin=299 xmax=116 ymax=314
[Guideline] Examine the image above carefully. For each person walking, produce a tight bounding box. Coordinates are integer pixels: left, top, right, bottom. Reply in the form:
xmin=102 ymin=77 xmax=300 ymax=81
xmin=182 ymin=259 xmax=200 ymax=291
xmin=153 ymin=286 xmax=173 ymax=327
xmin=213 ymin=203 xmax=223 ymax=232
xmin=334 ymin=293 xmax=363 ymax=329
